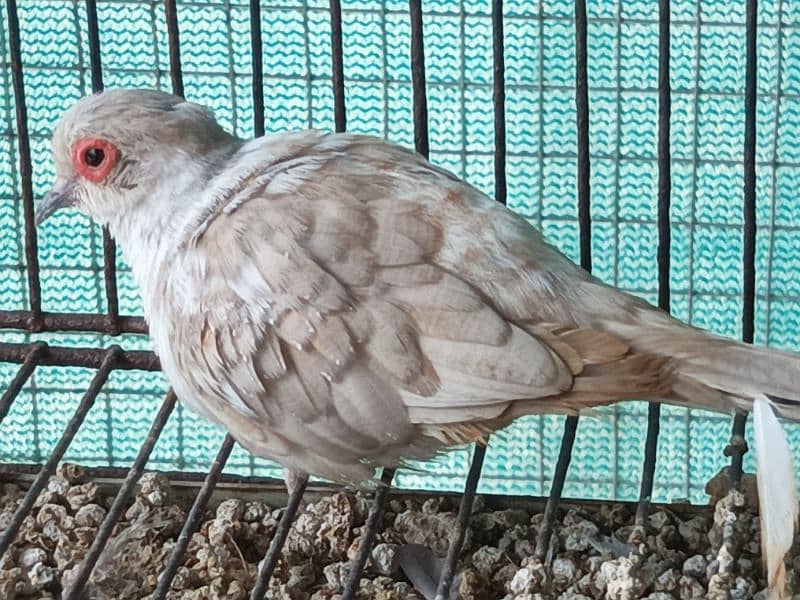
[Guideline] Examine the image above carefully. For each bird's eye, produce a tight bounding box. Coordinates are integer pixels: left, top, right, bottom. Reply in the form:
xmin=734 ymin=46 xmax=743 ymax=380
xmin=71 ymin=137 xmax=120 ymax=183
xmin=83 ymin=147 xmax=105 ymax=167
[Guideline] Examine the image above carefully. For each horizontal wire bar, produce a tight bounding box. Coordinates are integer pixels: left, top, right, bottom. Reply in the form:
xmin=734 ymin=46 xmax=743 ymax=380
xmin=0 ymin=347 xmax=119 ymax=560
xmin=153 ymin=434 xmax=236 ymax=599
xmin=249 ymin=472 xmax=309 ymax=599
xmin=0 ymin=310 xmax=147 ymax=334
xmin=341 ymin=468 xmax=395 ymax=599
xmin=0 ymin=342 xmax=45 ymax=424
xmin=62 ymin=390 xmax=178 ymax=600
xmin=0 ymin=342 xmax=159 ymax=371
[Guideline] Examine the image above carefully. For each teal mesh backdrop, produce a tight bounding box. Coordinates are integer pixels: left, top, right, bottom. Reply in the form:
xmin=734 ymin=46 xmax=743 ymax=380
xmin=1 ymin=0 xmax=799 ymax=504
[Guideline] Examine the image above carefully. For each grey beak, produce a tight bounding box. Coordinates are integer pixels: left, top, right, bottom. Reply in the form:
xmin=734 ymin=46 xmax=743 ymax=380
xmin=35 ymin=177 xmax=77 ymax=225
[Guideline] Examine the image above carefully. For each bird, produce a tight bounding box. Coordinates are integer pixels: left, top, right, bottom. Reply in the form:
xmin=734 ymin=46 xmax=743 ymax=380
xmin=36 ymin=88 xmax=799 ymax=595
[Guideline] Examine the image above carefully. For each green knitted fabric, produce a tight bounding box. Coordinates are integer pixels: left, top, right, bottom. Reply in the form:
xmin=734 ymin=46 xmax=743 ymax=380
xmin=0 ymin=1 xmax=798 ymax=503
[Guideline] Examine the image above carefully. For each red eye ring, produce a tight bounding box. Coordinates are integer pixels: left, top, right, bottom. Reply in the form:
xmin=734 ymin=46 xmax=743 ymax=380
xmin=71 ymin=137 xmax=119 ymax=183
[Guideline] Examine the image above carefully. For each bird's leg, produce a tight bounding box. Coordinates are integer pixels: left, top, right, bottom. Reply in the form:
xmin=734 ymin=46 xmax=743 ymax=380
xmin=283 ymin=467 xmax=307 ymax=497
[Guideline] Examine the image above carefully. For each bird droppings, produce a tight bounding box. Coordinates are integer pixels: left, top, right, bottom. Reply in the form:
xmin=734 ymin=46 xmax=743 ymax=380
xmin=0 ymin=464 xmax=798 ymax=599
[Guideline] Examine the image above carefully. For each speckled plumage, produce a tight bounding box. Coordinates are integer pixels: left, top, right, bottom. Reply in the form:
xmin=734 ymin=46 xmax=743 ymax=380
xmin=40 ymin=90 xmax=800 ymax=489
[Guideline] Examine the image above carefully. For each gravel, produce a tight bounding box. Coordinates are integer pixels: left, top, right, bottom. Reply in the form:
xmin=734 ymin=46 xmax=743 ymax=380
xmin=0 ymin=464 xmax=796 ymax=599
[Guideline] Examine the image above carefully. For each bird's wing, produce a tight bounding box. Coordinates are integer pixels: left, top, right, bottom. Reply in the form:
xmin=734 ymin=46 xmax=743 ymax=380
xmin=167 ymin=132 xmax=657 ymax=479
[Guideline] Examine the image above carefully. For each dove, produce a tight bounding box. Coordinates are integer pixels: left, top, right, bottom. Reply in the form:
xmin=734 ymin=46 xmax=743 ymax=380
xmin=36 ymin=89 xmax=799 ymax=594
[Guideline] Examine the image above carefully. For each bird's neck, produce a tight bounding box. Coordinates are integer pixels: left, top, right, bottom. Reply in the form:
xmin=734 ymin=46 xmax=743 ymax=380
xmin=106 ymin=156 xmax=234 ymax=320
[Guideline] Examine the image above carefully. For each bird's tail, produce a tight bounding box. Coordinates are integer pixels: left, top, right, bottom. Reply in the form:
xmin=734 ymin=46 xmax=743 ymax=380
xmin=595 ymin=302 xmax=800 ymax=599
xmin=600 ymin=312 xmax=800 ymax=419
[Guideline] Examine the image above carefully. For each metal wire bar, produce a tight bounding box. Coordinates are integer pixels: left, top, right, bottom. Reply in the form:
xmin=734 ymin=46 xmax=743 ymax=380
xmin=249 ymin=472 xmax=309 ymax=600
xmin=5 ymin=0 xmax=42 ymax=322
xmin=249 ymin=0 xmax=265 ymax=137
xmin=409 ymin=0 xmax=429 ymax=158
xmin=635 ymin=0 xmax=671 ymax=528
xmin=535 ymin=0 xmax=590 ymax=559
xmin=330 ymin=0 xmax=346 ymax=133
xmin=492 ymin=0 xmax=506 ymax=206
xmin=535 ymin=414 xmax=579 ymax=559
xmin=435 ymin=445 xmax=487 ymax=599
xmin=0 ymin=347 xmax=119 ymax=559
xmin=164 ymin=0 xmax=184 ymax=98
xmin=84 ymin=0 xmax=121 ymax=332
xmin=0 ymin=342 xmax=46 ymax=424
xmin=0 ymin=342 xmax=159 ymax=371
xmin=153 ymin=434 xmax=237 ymax=599
xmin=0 ymin=311 xmax=147 ymax=334
xmin=430 ymin=2 xmax=506 ymax=592
xmin=340 ymin=468 xmax=395 ymax=599
xmin=728 ymin=0 xmax=759 ymax=492
xmin=62 ymin=391 xmax=178 ymax=599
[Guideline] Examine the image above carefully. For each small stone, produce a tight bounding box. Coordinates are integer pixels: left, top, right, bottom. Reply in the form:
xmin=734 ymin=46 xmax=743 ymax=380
xmin=682 ymin=554 xmax=707 ymax=579
xmin=243 ymin=501 xmax=268 ymax=523
xmin=215 ymin=498 xmax=245 ymax=522
xmin=371 ymin=543 xmax=400 ymax=577
xmin=74 ymin=503 xmax=106 ymax=528
xmin=28 ymin=562 xmax=57 ymax=590
xmin=509 ymin=566 xmax=538 ymax=594
xmin=647 ymin=511 xmax=672 ymax=531
xmin=323 ymin=561 xmax=349 ymax=592
xmin=137 ymin=472 xmax=170 ymax=507
xmin=471 ymin=545 xmax=505 ymax=579
xmin=65 ymin=482 xmax=100 ymax=512
xmin=597 ymin=557 xmax=645 ymax=599
xmin=678 ymin=575 xmax=706 ymax=599
xmin=654 ymin=567 xmax=680 ymax=593
xmin=56 ymin=463 xmax=86 ymax=485
xmin=562 ymin=519 xmax=600 ymax=552
xmin=551 ymin=557 xmax=578 ymax=591
xmin=17 ymin=547 xmax=47 ymax=570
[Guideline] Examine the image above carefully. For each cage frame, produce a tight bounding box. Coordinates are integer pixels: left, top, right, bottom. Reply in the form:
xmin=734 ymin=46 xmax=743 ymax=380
xmin=0 ymin=0 xmax=763 ymax=597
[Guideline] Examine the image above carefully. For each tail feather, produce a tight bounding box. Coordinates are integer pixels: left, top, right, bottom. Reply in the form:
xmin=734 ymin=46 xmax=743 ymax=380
xmin=599 ymin=317 xmax=800 ymax=419
xmin=754 ymin=394 xmax=799 ymax=599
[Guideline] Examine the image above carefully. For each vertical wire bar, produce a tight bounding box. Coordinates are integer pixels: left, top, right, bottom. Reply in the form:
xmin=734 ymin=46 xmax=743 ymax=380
xmin=435 ymin=445 xmax=487 ymax=599
xmin=0 ymin=347 xmax=119 ymax=559
xmin=492 ymin=0 xmax=507 ymax=206
xmin=249 ymin=473 xmax=309 ymax=600
xmin=330 ymin=0 xmax=346 ymax=133
xmin=409 ymin=0 xmax=429 ymax=158
xmin=432 ymin=3 xmax=506 ymax=594
xmin=341 ymin=468 xmax=395 ymax=599
xmin=164 ymin=0 xmax=184 ymax=98
xmin=249 ymin=0 xmax=264 ymax=138
xmin=535 ymin=415 xmax=578 ymax=559
xmin=535 ymin=0 xmax=590 ymax=560
xmin=85 ymin=0 xmax=121 ymax=331
xmin=0 ymin=342 xmax=45 ymax=424
xmin=6 ymin=0 xmax=42 ymax=323
xmin=62 ymin=391 xmax=178 ymax=600
xmin=153 ymin=434 xmax=236 ymax=599
xmin=729 ymin=0 xmax=758 ymax=491
xmin=635 ymin=0 xmax=671 ymax=527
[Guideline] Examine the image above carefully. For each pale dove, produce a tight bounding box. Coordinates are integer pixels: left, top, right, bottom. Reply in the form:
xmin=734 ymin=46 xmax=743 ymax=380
xmin=36 ymin=89 xmax=799 ymax=594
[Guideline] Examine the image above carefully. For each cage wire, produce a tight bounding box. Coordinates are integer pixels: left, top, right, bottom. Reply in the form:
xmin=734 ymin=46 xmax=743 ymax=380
xmin=0 ymin=0 xmax=799 ymax=596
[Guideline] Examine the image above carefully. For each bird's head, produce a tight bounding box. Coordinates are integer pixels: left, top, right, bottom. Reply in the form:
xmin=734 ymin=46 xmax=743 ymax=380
xmin=36 ymin=88 xmax=240 ymax=226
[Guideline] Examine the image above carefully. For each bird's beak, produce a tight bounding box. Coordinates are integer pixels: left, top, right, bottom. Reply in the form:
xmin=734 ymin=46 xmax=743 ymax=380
xmin=35 ymin=177 xmax=77 ymax=225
